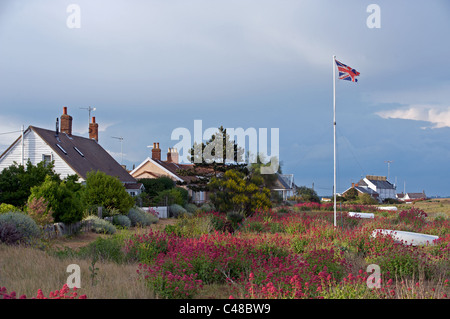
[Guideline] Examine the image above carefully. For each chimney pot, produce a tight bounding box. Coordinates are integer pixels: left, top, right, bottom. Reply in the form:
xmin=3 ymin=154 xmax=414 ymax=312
xmin=60 ymin=107 xmax=73 ymax=136
xmin=166 ymin=147 xmax=179 ymax=164
xmin=152 ymin=142 xmax=161 ymax=161
xmin=89 ymin=116 xmax=99 ymax=142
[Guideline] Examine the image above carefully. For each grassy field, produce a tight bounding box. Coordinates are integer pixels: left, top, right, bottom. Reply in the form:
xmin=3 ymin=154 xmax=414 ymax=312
xmin=396 ymin=198 xmax=450 ymax=217
xmin=1 ymin=199 xmax=450 ymax=299
xmin=0 ymin=243 xmax=154 ymax=299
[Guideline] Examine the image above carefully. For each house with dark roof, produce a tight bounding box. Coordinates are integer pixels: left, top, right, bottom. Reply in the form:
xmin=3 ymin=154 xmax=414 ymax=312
xmin=342 ymin=175 xmax=396 ymax=202
xmin=0 ymin=107 xmax=142 ymax=197
xmin=397 ymin=192 xmax=427 ymax=202
xmin=130 ymin=143 xmax=213 ymax=204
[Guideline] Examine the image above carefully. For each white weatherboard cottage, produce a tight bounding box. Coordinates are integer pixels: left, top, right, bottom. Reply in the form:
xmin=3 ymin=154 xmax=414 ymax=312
xmin=0 ymin=107 xmax=142 ymax=196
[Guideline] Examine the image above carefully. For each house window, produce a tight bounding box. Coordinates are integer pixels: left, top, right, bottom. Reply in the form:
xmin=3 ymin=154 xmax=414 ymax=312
xmin=42 ymin=154 xmax=52 ymax=167
xmin=194 ymin=191 xmax=205 ymax=203
xmin=129 ymin=191 xmax=136 ymax=197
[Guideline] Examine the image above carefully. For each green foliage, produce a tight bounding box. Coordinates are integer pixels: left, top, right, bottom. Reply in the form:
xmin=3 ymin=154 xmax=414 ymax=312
xmin=208 ymin=169 xmax=272 ymax=216
xmin=344 ymin=188 xmax=359 ymax=201
xmin=139 ymin=177 xmax=175 ymax=198
xmin=82 ymin=170 xmax=134 ymax=214
xmin=247 ymin=154 xmax=280 ymax=189
xmin=226 ymin=211 xmax=245 ymax=229
xmin=296 ymin=186 xmax=320 ymax=203
xmin=198 ymin=203 xmax=214 ymax=213
xmin=0 ymin=203 xmax=20 ymax=214
xmin=53 ymin=231 xmax=134 ymax=264
xmin=0 ymin=211 xmax=41 ymax=241
xmin=127 ymin=207 xmax=158 ymax=227
xmin=358 ymin=193 xmax=379 ymax=205
xmin=170 ymin=214 xmax=215 ymax=238
xmin=26 ymin=197 xmax=54 ymax=226
xmin=28 ymin=176 xmax=84 ymax=224
xmin=169 ymin=204 xmax=188 ymax=218
xmin=184 ymin=203 xmax=199 ymax=214
xmin=0 ymin=160 xmax=60 ymax=208
xmin=82 ymin=215 xmax=116 ymax=234
xmin=153 ymin=187 xmax=187 ymax=206
xmin=138 ymin=177 xmax=175 ymax=206
xmin=80 ymin=235 xmax=129 ymax=263
xmin=112 ymin=214 xmax=131 ymax=228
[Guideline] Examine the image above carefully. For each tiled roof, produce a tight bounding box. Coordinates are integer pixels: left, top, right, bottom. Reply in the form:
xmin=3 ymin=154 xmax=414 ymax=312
xmin=407 ymin=192 xmax=426 ymax=199
xmin=31 ymin=126 xmax=136 ymax=183
xmin=368 ymin=179 xmax=396 ymax=190
xmin=152 ymin=159 xmax=216 ymax=183
xmin=355 ymin=186 xmax=379 ymax=195
xmin=272 ymin=174 xmax=295 ymax=190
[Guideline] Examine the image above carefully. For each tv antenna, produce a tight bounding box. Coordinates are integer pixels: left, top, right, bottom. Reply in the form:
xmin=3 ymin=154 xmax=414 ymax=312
xmin=384 ymin=160 xmax=393 ymax=181
xmin=80 ymin=106 xmax=96 ymax=126
xmin=112 ymin=136 xmax=124 ymax=164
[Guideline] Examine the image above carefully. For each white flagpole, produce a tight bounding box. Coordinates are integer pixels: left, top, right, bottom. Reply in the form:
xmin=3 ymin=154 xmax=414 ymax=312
xmin=333 ymin=55 xmax=337 ymax=227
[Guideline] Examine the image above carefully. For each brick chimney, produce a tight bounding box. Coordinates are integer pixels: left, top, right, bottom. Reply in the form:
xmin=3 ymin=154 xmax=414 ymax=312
xmin=151 ymin=142 xmax=161 ymax=161
xmin=89 ymin=117 xmax=99 ymax=142
xmin=166 ymin=148 xmax=179 ymax=164
xmin=60 ymin=106 xmax=73 ymax=136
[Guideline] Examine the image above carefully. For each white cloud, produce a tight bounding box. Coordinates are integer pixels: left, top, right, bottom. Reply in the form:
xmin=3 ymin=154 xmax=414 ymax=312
xmin=377 ymin=105 xmax=450 ymax=129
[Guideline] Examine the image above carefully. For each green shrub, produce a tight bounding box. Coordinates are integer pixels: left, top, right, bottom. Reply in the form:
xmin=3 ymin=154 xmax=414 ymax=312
xmin=0 ymin=203 xmax=20 ymax=214
xmin=0 ymin=222 xmax=24 ymax=245
xmin=82 ymin=171 xmax=134 ymax=214
xmin=0 ymin=211 xmax=41 ymax=240
xmin=127 ymin=207 xmax=157 ymax=227
xmin=226 ymin=211 xmax=245 ymax=229
xmin=82 ymin=215 xmax=116 ymax=234
xmin=78 ymin=235 xmax=128 ymax=263
xmin=153 ymin=188 xmax=187 ymax=207
xmin=199 ymin=203 xmax=214 ymax=213
xmin=112 ymin=214 xmax=131 ymax=228
xmin=169 ymin=204 xmax=188 ymax=218
xmin=184 ymin=203 xmax=198 ymax=214
xmin=28 ymin=176 xmax=84 ymax=224
xmin=173 ymin=214 xmax=214 ymax=237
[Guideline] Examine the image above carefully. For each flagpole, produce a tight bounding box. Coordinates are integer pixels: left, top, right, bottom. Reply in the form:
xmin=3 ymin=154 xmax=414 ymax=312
xmin=333 ymin=55 xmax=337 ymax=227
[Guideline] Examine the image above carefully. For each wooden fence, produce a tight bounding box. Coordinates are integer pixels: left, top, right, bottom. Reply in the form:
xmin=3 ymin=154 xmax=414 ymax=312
xmin=42 ymin=220 xmax=94 ymax=239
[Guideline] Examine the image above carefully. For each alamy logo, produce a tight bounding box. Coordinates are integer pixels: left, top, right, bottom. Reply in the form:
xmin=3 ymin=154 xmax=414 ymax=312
xmin=66 ymin=4 xmax=81 ymax=29
xmin=171 ymin=120 xmax=279 ymax=174
xmin=66 ymin=264 xmax=81 ymax=288
xmin=366 ymin=4 xmax=381 ymax=29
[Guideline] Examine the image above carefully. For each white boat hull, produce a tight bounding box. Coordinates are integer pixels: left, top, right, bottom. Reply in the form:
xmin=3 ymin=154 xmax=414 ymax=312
xmin=377 ymin=206 xmax=398 ymax=211
xmin=348 ymin=212 xmax=374 ymax=219
xmin=372 ymin=229 xmax=439 ymax=246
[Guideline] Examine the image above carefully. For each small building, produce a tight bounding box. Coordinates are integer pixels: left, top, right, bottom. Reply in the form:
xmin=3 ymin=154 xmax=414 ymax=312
xmin=342 ymin=175 xmax=396 ymax=202
xmin=271 ymin=174 xmax=296 ymax=201
xmin=397 ymin=192 xmax=427 ymax=202
xmin=130 ymin=143 xmax=212 ymax=204
xmin=0 ymin=107 xmax=142 ymax=197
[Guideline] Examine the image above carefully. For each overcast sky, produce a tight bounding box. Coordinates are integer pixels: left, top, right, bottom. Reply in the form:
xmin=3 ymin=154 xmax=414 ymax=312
xmin=0 ymin=1 xmax=449 ymax=196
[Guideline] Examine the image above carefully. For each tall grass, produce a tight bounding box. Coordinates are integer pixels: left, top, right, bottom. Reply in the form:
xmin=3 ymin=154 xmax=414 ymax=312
xmin=0 ymin=244 xmax=154 ymax=299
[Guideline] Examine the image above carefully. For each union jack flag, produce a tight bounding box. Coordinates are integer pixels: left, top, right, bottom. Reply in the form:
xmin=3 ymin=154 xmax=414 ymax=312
xmin=335 ymin=59 xmax=360 ymax=82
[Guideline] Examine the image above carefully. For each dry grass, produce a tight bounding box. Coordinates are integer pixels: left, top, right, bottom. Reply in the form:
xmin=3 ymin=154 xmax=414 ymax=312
xmin=0 ymin=244 xmax=155 ymax=299
xmin=405 ymin=198 xmax=450 ymax=218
